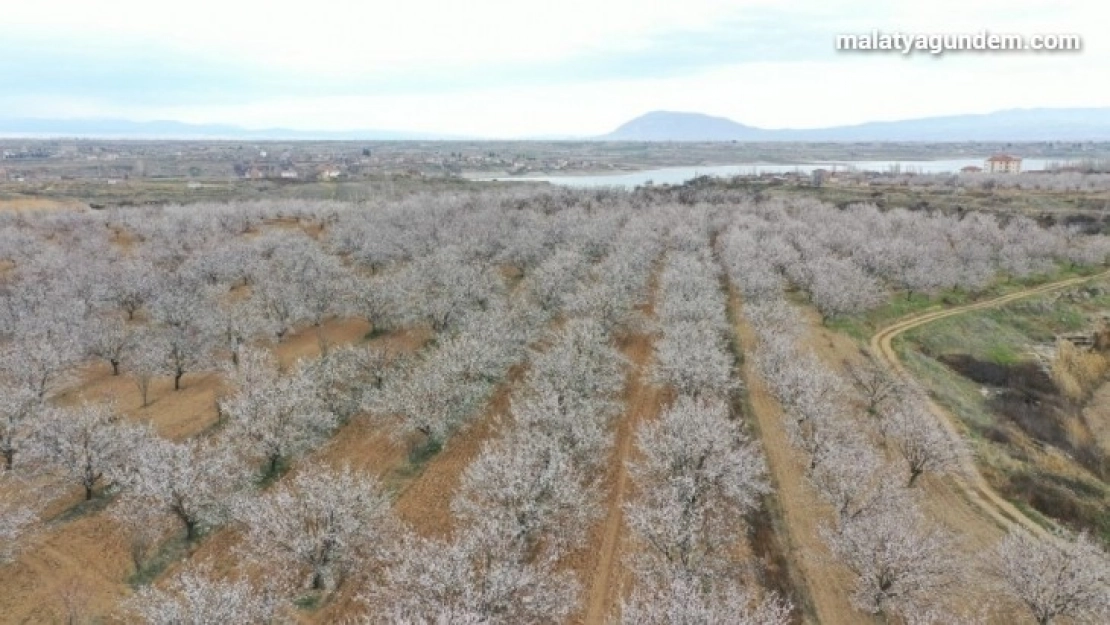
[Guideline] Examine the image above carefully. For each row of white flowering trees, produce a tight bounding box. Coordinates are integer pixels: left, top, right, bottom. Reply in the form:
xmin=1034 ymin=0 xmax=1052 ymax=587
xmin=126 ymin=202 xmax=648 ymax=621
xmin=620 ymin=211 xmax=790 ymax=624
xmin=0 ymin=193 xmax=632 ymax=620
xmin=366 ymin=215 xmax=662 ymax=622
xmin=120 ymin=201 xmax=688 ymax=622
xmin=717 ymin=200 xmax=1110 ymax=624
xmin=717 ymin=199 xmax=1110 ymax=321
xmin=3 ymin=188 xmax=1107 ymax=622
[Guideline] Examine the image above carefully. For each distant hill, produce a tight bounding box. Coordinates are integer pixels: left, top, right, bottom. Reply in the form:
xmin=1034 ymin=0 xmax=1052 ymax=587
xmin=5 ymin=108 xmax=1110 ymax=142
xmin=600 ymin=111 xmax=771 ymax=141
xmin=0 ymin=118 xmax=468 ymax=141
xmin=600 ymin=108 xmax=1110 ymax=142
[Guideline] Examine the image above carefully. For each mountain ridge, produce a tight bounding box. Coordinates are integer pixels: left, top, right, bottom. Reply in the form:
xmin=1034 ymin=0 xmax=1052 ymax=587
xmin=3 ymin=108 xmax=1110 ymax=141
xmin=599 ymin=108 xmax=1110 ymax=141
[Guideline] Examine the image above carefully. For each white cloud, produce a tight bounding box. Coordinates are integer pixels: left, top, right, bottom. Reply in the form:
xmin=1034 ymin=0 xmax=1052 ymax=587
xmin=99 ymin=54 xmax=1102 ymax=137
xmin=3 ymin=0 xmax=769 ymax=73
xmin=2 ymin=0 xmax=1106 ymax=134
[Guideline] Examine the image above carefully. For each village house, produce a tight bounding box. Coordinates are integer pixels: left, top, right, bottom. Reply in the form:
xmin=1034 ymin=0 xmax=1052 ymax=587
xmin=985 ymin=154 xmax=1022 ymax=174
xmin=960 ymin=165 xmax=983 ymax=174
xmin=317 ymin=165 xmax=343 ymax=180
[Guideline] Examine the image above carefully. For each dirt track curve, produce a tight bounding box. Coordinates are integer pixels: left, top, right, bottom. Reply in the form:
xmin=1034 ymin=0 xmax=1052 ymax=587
xmin=869 ymin=269 xmax=1110 ymax=539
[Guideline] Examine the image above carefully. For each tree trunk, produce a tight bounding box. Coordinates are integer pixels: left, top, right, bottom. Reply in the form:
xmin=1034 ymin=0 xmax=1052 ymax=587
xmin=3 ymin=450 xmax=13 ymax=470
xmin=174 ymin=369 xmax=184 ymax=391
xmin=111 ymin=359 xmax=121 ymax=376
xmin=907 ymin=467 xmax=923 ymax=487
xmin=85 ymin=483 xmax=94 ymax=500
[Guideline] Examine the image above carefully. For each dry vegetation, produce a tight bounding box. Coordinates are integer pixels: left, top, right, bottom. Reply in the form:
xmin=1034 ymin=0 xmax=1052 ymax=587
xmin=1051 ymin=339 xmax=1110 ymax=402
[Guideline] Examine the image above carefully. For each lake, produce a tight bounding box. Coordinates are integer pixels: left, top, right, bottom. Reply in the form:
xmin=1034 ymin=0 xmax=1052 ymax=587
xmin=468 ymin=158 xmax=1053 ymax=188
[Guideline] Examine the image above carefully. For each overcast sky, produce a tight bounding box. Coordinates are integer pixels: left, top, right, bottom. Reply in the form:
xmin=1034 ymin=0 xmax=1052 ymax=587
xmin=1 ymin=0 xmax=1105 ymax=136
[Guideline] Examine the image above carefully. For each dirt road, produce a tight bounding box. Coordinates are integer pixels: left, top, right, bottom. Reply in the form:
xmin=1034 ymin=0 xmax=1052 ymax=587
xmin=731 ymin=297 xmax=864 ymax=625
xmin=869 ymin=269 xmax=1110 ymax=539
xmin=579 ymin=331 xmax=663 ymax=624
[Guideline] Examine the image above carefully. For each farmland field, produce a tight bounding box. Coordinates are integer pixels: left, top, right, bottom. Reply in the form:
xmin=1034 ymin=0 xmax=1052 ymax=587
xmin=1 ymin=179 xmax=1108 ymax=624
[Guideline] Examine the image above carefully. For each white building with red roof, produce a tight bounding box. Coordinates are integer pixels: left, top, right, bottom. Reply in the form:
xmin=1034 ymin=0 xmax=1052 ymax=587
xmin=985 ymin=154 xmax=1022 ymax=173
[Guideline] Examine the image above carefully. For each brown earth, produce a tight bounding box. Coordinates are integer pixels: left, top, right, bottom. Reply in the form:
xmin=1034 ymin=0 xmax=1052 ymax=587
xmin=165 ymin=323 xmax=431 ymax=623
xmin=0 ymin=198 xmax=87 ymax=212
xmin=390 ymin=369 xmax=521 ymax=539
xmin=574 ymin=331 xmax=664 ymax=625
xmin=0 ymin=317 xmax=388 ymax=623
xmin=731 ymin=298 xmax=866 ymax=625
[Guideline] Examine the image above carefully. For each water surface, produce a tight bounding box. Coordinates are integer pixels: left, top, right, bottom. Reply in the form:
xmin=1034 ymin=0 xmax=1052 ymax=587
xmin=469 ymin=158 xmax=1053 ymax=188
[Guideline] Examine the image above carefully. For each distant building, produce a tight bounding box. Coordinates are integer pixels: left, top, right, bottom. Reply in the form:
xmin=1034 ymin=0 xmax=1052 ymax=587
xmin=960 ymin=165 xmax=983 ymax=174
xmin=317 ymin=165 xmax=343 ymax=180
xmin=985 ymin=154 xmax=1022 ymax=174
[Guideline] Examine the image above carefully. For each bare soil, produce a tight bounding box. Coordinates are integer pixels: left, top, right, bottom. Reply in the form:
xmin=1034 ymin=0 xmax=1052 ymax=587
xmin=574 ymin=331 xmax=664 ymax=624
xmin=391 ymin=370 xmax=520 ymax=539
xmin=0 ymin=197 xmax=87 ymax=212
xmin=0 ymin=317 xmax=384 ymax=623
xmin=731 ymin=301 xmax=865 ymax=625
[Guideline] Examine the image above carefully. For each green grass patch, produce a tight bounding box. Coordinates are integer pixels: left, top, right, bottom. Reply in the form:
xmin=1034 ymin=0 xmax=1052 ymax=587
xmin=826 ymin=292 xmax=940 ymax=340
xmin=828 ymin=263 xmax=1107 ymax=342
xmin=364 ymin=325 xmax=390 ymax=340
xmin=894 ymin=274 xmax=1110 ymax=546
xmin=903 ymin=313 xmax=1031 ymax=366
xmin=128 ymin=533 xmax=195 ymax=587
xmin=384 ymin=436 xmax=445 ymax=491
xmin=407 ymin=436 xmax=443 ymax=467
xmin=293 ymin=592 xmax=323 ymax=611
xmin=1007 ymin=498 xmax=1058 ymax=533
xmin=48 ymin=489 xmax=119 ymax=525
xmin=900 ymin=347 xmax=995 ymax=431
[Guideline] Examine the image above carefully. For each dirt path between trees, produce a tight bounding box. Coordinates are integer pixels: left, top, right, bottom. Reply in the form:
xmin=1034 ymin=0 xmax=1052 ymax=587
xmin=578 ymin=331 xmax=662 ymax=625
xmin=731 ymin=298 xmax=864 ymax=625
xmin=869 ymin=269 xmax=1110 ymax=539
